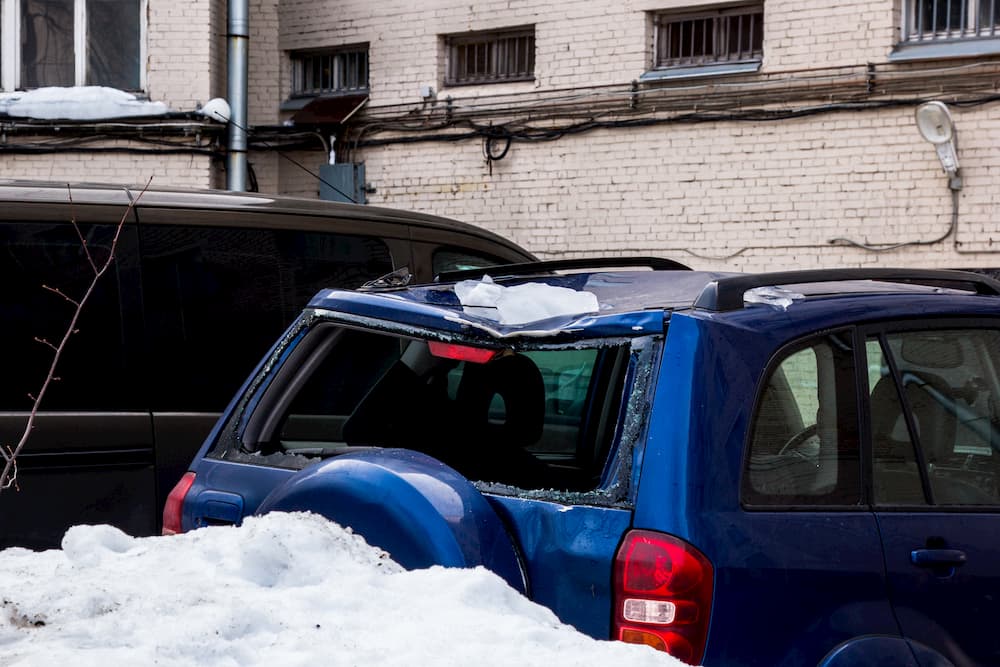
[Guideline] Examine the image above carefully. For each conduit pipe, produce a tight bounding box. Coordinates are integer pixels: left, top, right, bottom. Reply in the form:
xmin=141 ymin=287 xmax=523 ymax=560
xmin=226 ymin=0 xmax=249 ymax=191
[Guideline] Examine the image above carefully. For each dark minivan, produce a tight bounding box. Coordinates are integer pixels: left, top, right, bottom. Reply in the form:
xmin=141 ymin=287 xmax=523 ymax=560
xmin=0 ymin=180 xmax=534 ymax=549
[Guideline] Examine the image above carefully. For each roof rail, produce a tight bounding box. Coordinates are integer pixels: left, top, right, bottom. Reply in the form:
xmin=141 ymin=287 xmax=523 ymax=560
xmin=436 ymin=256 xmax=691 ymax=282
xmin=694 ymin=268 xmax=1000 ymax=312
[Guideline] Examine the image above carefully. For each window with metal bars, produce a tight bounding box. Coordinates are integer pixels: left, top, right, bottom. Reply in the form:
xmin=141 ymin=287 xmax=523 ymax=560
xmin=652 ymin=3 xmax=763 ymax=70
xmin=444 ymin=27 xmax=535 ymax=86
xmin=291 ymin=47 xmax=369 ymax=97
xmin=903 ymin=0 xmax=1000 ymax=42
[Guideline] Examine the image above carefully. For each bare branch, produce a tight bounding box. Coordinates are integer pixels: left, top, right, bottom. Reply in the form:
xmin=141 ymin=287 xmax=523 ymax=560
xmin=41 ymin=284 xmax=81 ymax=307
xmin=67 ymin=184 xmax=98 ymax=275
xmin=1 ymin=178 xmax=153 ymax=491
xmin=32 ymin=336 xmax=57 ymax=352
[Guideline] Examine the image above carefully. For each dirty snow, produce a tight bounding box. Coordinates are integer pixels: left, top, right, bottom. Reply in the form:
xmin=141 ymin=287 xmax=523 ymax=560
xmin=0 ymin=512 xmax=685 ymax=667
xmin=0 ymin=87 xmax=171 ymax=120
xmin=455 ymin=275 xmax=600 ymax=325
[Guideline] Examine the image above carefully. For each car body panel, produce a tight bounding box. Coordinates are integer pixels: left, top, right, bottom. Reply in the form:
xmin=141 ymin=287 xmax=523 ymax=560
xmin=485 ymin=495 xmax=632 ymax=638
xmin=876 ymin=512 xmax=1000 ymax=666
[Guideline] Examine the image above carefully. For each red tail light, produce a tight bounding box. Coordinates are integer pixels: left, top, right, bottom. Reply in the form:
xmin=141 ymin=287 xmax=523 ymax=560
xmin=613 ymin=530 xmax=714 ymax=664
xmin=162 ymin=472 xmax=196 ymax=535
xmin=427 ymin=340 xmax=498 ymax=364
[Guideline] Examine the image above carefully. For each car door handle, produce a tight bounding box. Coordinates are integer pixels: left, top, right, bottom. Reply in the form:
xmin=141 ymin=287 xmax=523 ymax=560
xmin=910 ymin=548 xmax=967 ymax=567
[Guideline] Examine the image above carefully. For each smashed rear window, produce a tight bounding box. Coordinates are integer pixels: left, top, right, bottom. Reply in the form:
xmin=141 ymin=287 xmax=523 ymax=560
xmin=221 ymin=325 xmax=647 ymax=493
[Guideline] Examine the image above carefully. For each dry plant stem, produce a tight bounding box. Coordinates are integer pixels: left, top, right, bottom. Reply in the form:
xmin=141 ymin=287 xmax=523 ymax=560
xmin=0 ymin=179 xmax=152 ymax=491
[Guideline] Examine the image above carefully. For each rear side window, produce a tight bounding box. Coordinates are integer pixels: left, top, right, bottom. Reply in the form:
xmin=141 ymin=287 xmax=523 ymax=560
xmin=139 ymin=225 xmax=392 ymax=412
xmin=0 ymin=220 xmax=141 ymax=411
xmin=744 ymin=331 xmax=862 ymax=506
xmin=229 ymin=328 xmax=634 ymax=493
xmin=868 ymin=329 xmax=1000 ymax=506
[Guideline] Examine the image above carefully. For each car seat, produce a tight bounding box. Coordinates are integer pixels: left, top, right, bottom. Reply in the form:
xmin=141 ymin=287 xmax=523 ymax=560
xmin=452 ymin=352 xmax=551 ymax=488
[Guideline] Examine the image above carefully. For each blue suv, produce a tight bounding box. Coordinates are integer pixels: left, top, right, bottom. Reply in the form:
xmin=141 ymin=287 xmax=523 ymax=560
xmin=165 ymin=260 xmax=1000 ymax=666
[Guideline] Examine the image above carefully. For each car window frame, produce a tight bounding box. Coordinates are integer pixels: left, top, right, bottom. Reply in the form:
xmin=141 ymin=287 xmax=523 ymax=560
xmin=858 ymin=317 xmax=1000 ymax=512
xmin=741 ymin=327 xmax=865 ymax=511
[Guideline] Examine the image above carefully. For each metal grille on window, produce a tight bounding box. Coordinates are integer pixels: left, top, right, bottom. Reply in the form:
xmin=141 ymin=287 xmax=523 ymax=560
xmin=904 ymin=0 xmax=1000 ymax=42
xmin=653 ymin=4 xmax=763 ymax=69
xmin=293 ymin=49 xmax=369 ymax=97
xmin=446 ymin=29 xmax=535 ymax=85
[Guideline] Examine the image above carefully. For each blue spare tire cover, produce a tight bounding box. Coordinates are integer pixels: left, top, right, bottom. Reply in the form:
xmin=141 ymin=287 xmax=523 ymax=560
xmin=255 ymin=448 xmax=527 ymax=594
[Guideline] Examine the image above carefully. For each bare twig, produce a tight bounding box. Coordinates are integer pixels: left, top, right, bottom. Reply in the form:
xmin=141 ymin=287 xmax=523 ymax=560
xmin=0 ymin=178 xmax=152 ymax=491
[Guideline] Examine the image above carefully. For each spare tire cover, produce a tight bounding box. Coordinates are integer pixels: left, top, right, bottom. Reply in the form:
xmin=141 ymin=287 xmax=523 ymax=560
xmin=255 ymin=448 xmax=526 ymax=594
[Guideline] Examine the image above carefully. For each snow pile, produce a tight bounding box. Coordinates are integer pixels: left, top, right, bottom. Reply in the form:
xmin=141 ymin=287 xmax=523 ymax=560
xmin=0 ymin=86 xmax=170 ymax=120
xmin=0 ymin=512 xmax=683 ymax=667
xmin=455 ymin=276 xmax=600 ymax=325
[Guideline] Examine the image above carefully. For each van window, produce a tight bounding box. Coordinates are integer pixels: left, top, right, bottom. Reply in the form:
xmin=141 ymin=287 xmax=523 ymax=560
xmin=139 ymin=225 xmax=392 ymax=412
xmin=433 ymin=248 xmax=509 ymax=276
xmin=0 ymin=221 xmax=140 ymax=411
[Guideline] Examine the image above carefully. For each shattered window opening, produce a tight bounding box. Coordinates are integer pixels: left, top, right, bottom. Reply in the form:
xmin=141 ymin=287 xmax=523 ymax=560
xmin=214 ymin=321 xmax=659 ymax=499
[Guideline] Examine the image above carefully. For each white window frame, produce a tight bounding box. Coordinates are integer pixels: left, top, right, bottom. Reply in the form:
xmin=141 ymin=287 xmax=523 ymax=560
xmin=1 ymin=0 xmax=148 ymax=92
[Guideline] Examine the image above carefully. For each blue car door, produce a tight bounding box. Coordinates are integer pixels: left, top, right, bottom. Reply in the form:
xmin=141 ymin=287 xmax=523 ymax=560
xmin=865 ymin=327 xmax=1000 ymax=666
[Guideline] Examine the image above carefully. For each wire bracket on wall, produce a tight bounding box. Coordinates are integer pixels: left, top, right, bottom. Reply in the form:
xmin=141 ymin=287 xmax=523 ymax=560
xmin=482 ymin=125 xmax=511 ymax=176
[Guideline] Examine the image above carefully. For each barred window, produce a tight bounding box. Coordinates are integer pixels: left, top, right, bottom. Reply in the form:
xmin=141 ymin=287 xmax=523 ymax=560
xmin=903 ymin=0 xmax=1000 ymax=42
xmin=444 ymin=27 xmax=535 ymax=86
xmin=652 ymin=3 xmax=763 ymax=70
xmin=291 ymin=47 xmax=369 ymax=97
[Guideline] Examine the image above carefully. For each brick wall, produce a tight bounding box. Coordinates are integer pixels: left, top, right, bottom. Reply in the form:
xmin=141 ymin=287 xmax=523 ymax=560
xmin=0 ymin=151 xmax=215 ymax=190
xmin=348 ymin=103 xmax=1000 ymax=271
xmin=263 ymin=0 xmax=1000 ymax=271
xmin=0 ymin=0 xmax=226 ymax=191
xmin=147 ymin=0 xmax=219 ymax=110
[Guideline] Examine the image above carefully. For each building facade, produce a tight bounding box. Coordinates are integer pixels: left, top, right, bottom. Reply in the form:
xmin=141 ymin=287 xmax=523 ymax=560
xmin=2 ymin=1 xmax=999 ymax=271
xmin=0 ymin=0 xmax=228 ymax=188
xmin=255 ymin=0 xmax=1000 ymax=271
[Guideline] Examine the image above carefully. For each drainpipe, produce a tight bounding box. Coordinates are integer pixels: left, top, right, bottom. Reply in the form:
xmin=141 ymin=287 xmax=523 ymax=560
xmin=226 ymin=0 xmax=249 ymax=191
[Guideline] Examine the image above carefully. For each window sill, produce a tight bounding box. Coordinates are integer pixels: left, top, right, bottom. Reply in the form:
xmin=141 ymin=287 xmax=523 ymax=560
xmin=890 ymin=38 xmax=1000 ymax=62
xmin=443 ymin=76 xmax=535 ymax=89
xmin=639 ymin=60 xmax=761 ymax=82
xmin=280 ymin=91 xmax=370 ymax=112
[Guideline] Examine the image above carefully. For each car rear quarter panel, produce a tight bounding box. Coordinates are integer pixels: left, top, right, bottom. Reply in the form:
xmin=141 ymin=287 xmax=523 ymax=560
xmin=634 ymin=313 xmax=898 ymax=666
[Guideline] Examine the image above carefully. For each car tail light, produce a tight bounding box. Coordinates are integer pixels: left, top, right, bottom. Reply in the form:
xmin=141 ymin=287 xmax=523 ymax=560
xmin=427 ymin=340 xmax=498 ymax=364
xmin=162 ymin=472 xmax=196 ymax=535
xmin=612 ymin=529 xmax=714 ymax=664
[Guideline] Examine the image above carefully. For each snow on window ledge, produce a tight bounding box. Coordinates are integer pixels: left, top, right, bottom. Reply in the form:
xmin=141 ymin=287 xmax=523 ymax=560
xmin=0 ymin=86 xmax=172 ymax=121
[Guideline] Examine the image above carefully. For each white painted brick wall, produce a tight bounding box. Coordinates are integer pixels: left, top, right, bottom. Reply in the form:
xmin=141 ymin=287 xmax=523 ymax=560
xmin=261 ymin=0 xmax=1000 ymax=270
xmin=146 ymin=0 xmax=218 ymax=110
xmin=0 ymin=152 xmax=215 ymax=190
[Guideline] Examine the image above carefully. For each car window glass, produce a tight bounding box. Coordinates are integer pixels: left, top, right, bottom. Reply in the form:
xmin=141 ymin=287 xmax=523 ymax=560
xmin=432 ymin=248 xmax=508 ymax=276
xmin=0 ymin=221 xmax=140 ymax=410
xmin=140 ymin=225 xmax=392 ymax=412
xmin=867 ymin=338 xmax=927 ymax=505
xmin=874 ymin=329 xmax=1000 ymax=506
xmin=744 ymin=331 xmax=861 ymax=506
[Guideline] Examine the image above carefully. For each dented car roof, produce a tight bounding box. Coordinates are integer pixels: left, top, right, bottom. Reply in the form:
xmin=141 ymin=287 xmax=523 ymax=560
xmin=305 ymin=268 xmax=1000 ymax=341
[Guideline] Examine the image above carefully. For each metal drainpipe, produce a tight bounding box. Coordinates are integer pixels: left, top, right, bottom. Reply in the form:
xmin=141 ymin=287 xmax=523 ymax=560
xmin=226 ymin=0 xmax=249 ymax=191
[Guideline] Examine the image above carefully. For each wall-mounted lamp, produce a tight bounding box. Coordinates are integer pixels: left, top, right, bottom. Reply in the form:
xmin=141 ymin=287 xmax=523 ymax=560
xmin=915 ymin=101 xmax=962 ymax=190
